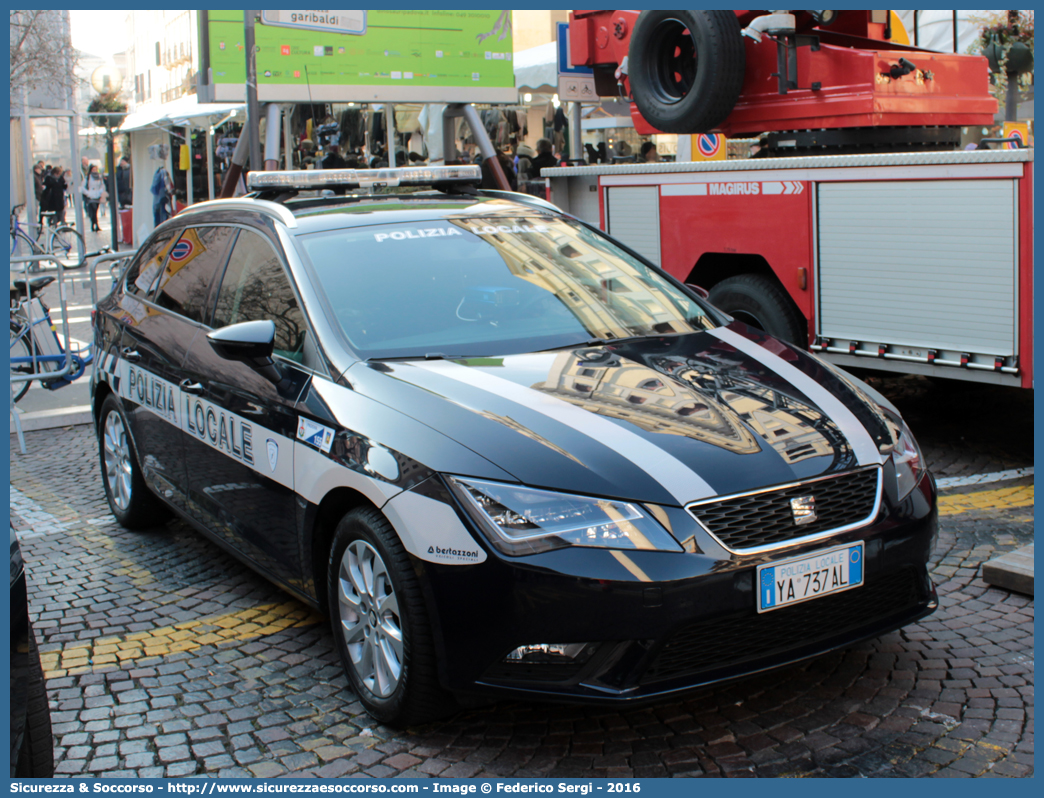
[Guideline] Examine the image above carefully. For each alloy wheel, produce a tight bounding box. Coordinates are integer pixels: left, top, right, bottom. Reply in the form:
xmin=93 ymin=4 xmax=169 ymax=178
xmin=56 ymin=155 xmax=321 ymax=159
xmin=103 ymin=411 xmax=133 ymax=511
xmin=337 ymin=540 xmax=404 ymax=697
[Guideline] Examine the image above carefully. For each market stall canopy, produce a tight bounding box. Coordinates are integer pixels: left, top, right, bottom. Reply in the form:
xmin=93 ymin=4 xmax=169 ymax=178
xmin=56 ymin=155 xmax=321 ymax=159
xmin=121 ymin=96 xmax=245 ymax=132
xmin=514 ymin=42 xmax=558 ymax=94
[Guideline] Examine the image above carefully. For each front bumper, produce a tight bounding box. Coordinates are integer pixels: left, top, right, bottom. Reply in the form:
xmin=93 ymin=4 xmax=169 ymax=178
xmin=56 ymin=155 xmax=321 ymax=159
xmin=410 ymin=470 xmax=938 ymax=703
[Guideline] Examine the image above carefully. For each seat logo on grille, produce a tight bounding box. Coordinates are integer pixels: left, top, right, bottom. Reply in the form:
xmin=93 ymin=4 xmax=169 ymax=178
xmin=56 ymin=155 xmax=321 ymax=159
xmin=790 ymin=495 xmax=817 ymax=525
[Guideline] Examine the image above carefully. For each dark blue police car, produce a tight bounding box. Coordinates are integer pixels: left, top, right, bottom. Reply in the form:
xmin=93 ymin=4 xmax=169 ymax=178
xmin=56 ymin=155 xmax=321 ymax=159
xmin=92 ymin=165 xmax=937 ymax=726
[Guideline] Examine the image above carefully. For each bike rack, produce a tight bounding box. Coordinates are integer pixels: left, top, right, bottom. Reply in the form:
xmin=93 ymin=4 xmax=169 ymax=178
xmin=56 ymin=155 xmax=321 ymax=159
xmin=89 ymin=251 xmax=133 ymax=308
xmin=10 ymin=253 xmax=75 ymax=453
xmin=9 ymin=249 xmax=130 ymax=453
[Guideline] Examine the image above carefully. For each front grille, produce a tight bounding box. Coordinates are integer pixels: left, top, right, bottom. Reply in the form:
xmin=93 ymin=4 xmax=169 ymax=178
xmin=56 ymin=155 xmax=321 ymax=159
xmin=640 ymin=568 xmax=921 ymax=686
xmin=688 ymin=468 xmax=880 ymax=552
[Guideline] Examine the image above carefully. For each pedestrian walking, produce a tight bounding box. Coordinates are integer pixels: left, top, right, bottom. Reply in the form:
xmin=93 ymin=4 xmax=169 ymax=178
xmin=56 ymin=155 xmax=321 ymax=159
xmin=530 ymin=138 xmax=559 ymax=177
xmin=81 ymin=164 xmax=107 ymax=232
xmin=32 ymin=161 xmax=45 ymax=204
xmin=41 ymin=166 xmax=67 ymax=227
xmin=480 ymin=145 xmax=518 ymax=190
xmin=150 ymin=164 xmax=175 ymax=226
xmin=116 ymin=157 xmax=132 ymax=208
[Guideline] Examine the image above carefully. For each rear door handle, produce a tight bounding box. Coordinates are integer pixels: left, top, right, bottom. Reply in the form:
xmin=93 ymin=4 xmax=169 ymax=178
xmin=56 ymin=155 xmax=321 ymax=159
xmin=179 ymin=379 xmax=204 ymax=395
xmin=121 ymin=347 xmax=141 ymax=362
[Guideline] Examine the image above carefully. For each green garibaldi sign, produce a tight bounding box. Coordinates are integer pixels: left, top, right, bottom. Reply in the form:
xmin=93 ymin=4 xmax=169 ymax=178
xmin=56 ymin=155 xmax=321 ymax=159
xmin=200 ymin=10 xmax=516 ymax=104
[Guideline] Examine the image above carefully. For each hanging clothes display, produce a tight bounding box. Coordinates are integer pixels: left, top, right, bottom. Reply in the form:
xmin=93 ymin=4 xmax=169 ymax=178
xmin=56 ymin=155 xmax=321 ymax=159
xmin=395 ymin=107 xmax=420 ymax=134
xmin=367 ymin=109 xmax=387 ymax=155
xmin=339 ymin=108 xmax=367 ymax=150
xmin=553 ymin=106 xmax=569 ymax=156
xmin=418 ymin=104 xmax=448 ymax=162
xmin=408 ymin=132 xmax=426 ymax=160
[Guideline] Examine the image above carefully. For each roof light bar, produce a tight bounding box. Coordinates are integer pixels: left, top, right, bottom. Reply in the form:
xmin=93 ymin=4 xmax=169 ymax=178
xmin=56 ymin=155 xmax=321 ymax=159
xmin=247 ymin=165 xmax=481 ymax=191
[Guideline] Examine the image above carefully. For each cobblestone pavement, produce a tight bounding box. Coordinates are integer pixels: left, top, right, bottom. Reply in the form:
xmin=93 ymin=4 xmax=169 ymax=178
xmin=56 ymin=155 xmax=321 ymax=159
xmin=9 ymin=378 xmax=1033 ymax=779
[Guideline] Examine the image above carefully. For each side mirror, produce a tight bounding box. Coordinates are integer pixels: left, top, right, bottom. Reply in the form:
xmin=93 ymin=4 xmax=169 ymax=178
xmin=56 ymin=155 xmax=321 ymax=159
xmin=686 ymin=283 xmax=710 ymax=300
xmin=207 ymin=320 xmax=283 ymax=384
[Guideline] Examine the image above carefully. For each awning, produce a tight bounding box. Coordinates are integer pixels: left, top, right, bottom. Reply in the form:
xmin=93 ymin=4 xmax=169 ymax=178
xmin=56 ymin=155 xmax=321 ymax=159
xmin=121 ymin=96 xmax=245 ymax=132
xmin=893 ymin=10 xmax=994 ymax=54
xmin=514 ymin=42 xmax=558 ymax=94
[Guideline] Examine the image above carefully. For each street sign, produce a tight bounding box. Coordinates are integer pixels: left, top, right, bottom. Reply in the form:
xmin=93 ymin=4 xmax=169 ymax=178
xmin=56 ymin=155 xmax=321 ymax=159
xmin=557 ymin=21 xmax=595 ymax=102
xmin=1003 ymin=121 xmax=1030 ymax=149
xmin=260 ymin=10 xmax=367 ymax=35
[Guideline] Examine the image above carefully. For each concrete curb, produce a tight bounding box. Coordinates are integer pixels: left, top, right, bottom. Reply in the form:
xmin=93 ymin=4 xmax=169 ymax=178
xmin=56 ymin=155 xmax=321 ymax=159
xmin=10 ymin=405 xmax=93 ymax=433
xmin=983 ymin=544 xmax=1034 ymax=596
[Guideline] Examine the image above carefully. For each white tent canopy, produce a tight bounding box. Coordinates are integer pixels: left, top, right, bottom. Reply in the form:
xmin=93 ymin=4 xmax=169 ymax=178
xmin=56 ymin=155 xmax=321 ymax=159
xmin=893 ymin=10 xmax=1000 ymax=54
xmin=514 ymin=42 xmax=558 ymax=94
xmin=121 ymin=96 xmax=244 ymax=132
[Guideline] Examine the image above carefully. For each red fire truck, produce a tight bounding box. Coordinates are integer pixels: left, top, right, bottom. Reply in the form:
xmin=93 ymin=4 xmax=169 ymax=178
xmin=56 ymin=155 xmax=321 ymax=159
xmin=544 ymin=149 xmax=1033 ymax=389
xmin=543 ymin=10 xmax=1032 ymax=388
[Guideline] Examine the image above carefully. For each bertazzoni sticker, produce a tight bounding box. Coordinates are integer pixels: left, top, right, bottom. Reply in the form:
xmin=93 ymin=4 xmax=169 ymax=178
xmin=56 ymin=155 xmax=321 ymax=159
xmin=297 ymin=417 xmax=335 ymax=452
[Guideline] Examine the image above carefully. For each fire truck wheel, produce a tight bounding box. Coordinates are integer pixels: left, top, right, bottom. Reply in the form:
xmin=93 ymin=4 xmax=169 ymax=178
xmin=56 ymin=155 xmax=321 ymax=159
xmin=709 ymin=274 xmax=806 ymax=345
xmin=628 ymin=10 xmax=745 ymax=134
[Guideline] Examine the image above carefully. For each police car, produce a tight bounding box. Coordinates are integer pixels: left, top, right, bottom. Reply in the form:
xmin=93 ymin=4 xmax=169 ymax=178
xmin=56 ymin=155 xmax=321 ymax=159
xmin=91 ymin=165 xmax=937 ymax=726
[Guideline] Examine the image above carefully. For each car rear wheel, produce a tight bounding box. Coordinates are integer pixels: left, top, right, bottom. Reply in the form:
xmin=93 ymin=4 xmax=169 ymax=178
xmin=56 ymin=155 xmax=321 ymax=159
xmin=15 ymin=623 xmax=53 ymax=778
xmin=327 ymin=507 xmax=454 ymax=727
xmin=98 ymin=394 xmax=170 ymax=530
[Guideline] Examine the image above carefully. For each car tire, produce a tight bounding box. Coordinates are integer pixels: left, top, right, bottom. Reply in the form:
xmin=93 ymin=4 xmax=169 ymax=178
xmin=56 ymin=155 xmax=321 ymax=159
xmin=629 ymin=10 xmax=745 ymax=133
xmin=16 ymin=623 xmax=53 ymax=778
xmin=327 ymin=507 xmax=454 ymax=727
xmin=709 ymin=274 xmax=806 ymax=345
xmin=97 ymin=394 xmax=171 ymax=530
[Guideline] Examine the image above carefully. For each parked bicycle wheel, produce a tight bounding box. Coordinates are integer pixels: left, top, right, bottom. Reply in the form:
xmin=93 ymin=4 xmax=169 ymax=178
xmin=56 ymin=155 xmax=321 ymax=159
xmin=47 ymin=226 xmax=86 ymax=269
xmin=10 ymin=322 xmax=35 ymax=402
xmin=10 ymin=230 xmax=42 ymax=260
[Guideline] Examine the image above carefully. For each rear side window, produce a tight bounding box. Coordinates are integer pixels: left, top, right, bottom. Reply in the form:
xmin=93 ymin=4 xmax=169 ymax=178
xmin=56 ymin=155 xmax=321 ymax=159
xmin=212 ymin=230 xmax=307 ymax=361
xmin=153 ymin=226 xmax=237 ymax=323
xmin=123 ymin=233 xmax=173 ymax=297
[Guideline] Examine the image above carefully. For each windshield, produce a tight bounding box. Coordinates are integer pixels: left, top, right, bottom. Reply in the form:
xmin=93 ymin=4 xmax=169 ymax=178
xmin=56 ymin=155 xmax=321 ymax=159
xmin=297 ymin=215 xmax=719 ymax=359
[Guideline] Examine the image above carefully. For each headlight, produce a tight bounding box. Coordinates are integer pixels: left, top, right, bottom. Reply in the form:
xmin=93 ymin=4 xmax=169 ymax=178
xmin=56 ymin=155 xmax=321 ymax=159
xmin=881 ymin=409 xmax=926 ymax=501
xmin=816 ymin=363 xmax=926 ymax=501
xmin=447 ymin=477 xmax=682 ymax=556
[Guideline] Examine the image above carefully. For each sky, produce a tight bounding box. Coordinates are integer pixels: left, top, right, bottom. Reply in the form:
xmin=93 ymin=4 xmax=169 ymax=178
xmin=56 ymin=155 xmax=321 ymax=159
xmin=69 ymin=9 xmax=130 ymax=60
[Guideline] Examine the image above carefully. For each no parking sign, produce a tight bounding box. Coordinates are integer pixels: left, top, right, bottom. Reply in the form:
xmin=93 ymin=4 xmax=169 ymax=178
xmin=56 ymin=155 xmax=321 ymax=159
xmin=690 ymin=133 xmax=726 ymax=161
xmin=1002 ymin=122 xmax=1030 ymax=149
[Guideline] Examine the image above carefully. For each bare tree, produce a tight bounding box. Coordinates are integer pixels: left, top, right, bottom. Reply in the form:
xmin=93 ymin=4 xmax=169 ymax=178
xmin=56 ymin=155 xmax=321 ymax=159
xmin=10 ymin=10 xmax=78 ymax=97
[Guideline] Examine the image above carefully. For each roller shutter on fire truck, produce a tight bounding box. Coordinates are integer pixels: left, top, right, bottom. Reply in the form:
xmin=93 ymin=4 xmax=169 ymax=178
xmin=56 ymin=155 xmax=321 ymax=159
xmin=816 ymin=179 xmax=1018 ymax=369
xmin=606 ymin=186 xmax=662 ymax=266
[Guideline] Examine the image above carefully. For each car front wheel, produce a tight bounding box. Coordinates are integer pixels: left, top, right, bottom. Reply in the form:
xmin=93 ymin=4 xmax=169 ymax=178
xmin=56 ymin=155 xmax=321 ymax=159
xmin=327 ymin=507 xmax=453 ymax=727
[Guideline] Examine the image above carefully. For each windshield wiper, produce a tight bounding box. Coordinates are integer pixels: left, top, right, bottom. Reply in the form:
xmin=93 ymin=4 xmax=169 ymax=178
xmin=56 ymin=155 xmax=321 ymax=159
xmin=367 ymin=352 xmax=451 ymax=363
xmin=536 ymin=335 xmax=652 ymax=353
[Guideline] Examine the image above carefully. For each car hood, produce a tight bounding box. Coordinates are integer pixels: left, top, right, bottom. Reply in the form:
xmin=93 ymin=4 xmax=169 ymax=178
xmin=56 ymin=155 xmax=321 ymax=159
xmin=346 ymin=323 xmax=893 ymax=507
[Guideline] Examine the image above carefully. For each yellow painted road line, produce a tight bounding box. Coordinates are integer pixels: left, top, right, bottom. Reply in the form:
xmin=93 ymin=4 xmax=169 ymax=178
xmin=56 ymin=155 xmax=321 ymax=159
xmin=40 ymin=600 xmax=323 ymax=679
xmin=937 ymin=485 xmax=1034 ymax=517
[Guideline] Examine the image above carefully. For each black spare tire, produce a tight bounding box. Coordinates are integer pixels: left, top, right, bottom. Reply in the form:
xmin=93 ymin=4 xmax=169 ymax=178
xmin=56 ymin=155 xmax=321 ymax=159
xmin=629 ymin=10 xmax=745 ymax=134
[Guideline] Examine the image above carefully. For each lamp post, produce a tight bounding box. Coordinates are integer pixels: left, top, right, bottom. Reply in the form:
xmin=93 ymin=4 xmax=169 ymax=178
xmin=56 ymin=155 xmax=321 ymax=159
xmin=90 ymin=65 xmax=126 ymax=251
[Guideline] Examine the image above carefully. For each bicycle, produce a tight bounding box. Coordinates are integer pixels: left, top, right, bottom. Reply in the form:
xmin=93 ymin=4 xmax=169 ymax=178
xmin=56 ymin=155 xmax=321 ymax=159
xmin=10 ymin=204 xmax=86 ymax=269
xmin=10 ymin=274 xmax=92 ymax=402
